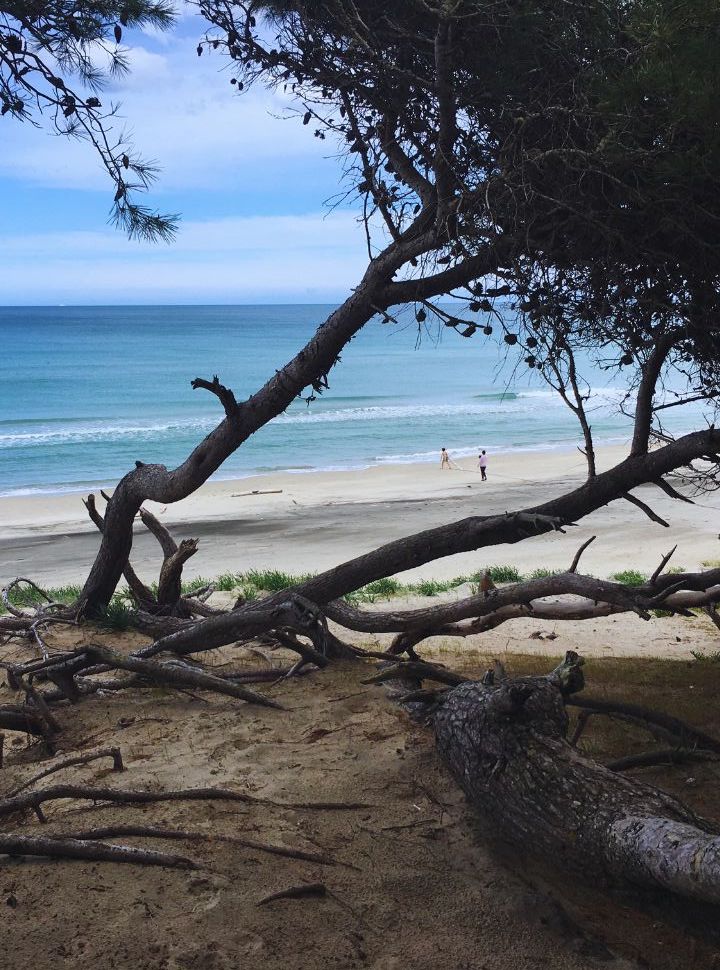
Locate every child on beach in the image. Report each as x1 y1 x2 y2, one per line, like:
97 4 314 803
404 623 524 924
440 447 451 470
478 449 488 480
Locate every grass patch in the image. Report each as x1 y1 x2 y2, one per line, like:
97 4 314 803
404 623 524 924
0 582 82 613
181 576 212 594
215 572 243 591
528 567 562 580
412 578 452 597
364 578 402 597
473 565 524 583
610 569 648 587
243 568 315 591
96 597 134 631
701 559 720 569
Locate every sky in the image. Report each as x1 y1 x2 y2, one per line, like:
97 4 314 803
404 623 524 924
0 7 369 305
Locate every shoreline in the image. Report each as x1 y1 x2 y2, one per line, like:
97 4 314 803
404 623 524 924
0 432 633 501
2 442 720 589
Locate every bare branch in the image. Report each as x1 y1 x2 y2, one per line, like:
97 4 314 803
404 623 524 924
190 375 239 416
649 545 678 586
569 535 596 573
622 492 670 527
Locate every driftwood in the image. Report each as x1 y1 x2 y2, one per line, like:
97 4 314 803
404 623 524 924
432 653 720 906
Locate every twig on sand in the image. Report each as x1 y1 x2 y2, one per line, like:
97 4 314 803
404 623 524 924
258 882 327 905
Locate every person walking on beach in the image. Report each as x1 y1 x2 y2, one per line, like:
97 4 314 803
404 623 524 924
440 447 451 470
478 449 488 481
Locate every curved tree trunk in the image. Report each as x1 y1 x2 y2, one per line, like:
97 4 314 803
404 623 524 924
81 222 502 615
433 673 720 905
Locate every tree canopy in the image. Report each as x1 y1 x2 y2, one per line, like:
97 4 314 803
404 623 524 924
198 0 720 413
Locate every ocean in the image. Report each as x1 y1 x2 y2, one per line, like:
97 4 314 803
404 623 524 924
0 305 701 497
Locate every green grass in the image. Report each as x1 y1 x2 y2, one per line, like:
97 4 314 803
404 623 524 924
610 568 648 587
363 577 402 596
0 582 82 613
243 568 315 591
413 578 451 597
528 567 562 579
214 572 243 591
1 560 705 618
96 597 134 631
477 564 524 583
181 576 212 594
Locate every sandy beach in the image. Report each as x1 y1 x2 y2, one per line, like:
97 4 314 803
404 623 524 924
2 442 719 588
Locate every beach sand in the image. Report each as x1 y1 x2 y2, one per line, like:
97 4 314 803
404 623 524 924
3 443 719 587
3 443 719 662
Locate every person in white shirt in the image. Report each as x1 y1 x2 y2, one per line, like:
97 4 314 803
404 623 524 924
478 449 488 481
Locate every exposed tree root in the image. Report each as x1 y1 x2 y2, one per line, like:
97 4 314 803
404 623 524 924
0 783 371 822
58 824 342 867
5 746 124 797
0 833 198 869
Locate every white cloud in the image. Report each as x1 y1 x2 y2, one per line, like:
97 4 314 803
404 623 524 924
0 212 370 303
0 36 342 194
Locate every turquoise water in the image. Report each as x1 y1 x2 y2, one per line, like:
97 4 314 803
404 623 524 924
0 305 699 496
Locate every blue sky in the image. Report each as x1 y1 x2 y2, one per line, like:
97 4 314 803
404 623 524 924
0 7 369 304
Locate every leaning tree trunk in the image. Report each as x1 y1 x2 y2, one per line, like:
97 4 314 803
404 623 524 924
433 671 720 905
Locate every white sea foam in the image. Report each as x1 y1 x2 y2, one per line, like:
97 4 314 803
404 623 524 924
0 391 624 448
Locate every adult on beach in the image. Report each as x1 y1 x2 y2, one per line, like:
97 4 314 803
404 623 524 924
478 450 488 481
440 447 451 470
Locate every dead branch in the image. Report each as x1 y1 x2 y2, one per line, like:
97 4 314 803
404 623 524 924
58 825 340 866
568 535 596 573
157 538 199 606
190 375 239 416
622 492 670 527
362 660 467 688
5 747 124 797
84 646 282 709
566 697 720 755
607 749 720 772
0 833 198 869
136 594 332 660
0 783 371 821
704 604 720 632
650 545 678 585
0 704 48 738
653 477 695 504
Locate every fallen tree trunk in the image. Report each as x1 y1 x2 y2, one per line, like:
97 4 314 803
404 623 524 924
433 663 720 905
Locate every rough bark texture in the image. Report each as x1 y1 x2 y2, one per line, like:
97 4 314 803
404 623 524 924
434 676 720 905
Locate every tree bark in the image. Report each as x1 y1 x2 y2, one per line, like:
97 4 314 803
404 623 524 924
434 673 720 905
